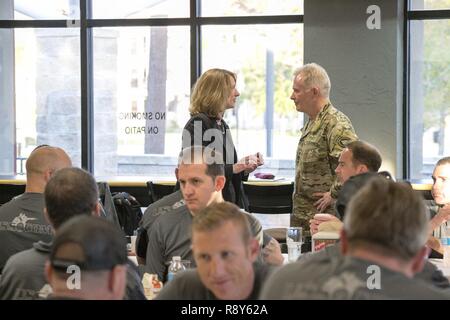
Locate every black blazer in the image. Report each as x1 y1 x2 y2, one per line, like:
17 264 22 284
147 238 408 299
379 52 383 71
181 113 249 210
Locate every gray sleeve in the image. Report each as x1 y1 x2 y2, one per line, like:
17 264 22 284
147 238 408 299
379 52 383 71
156 270 206 300
142 204 162 231
259 266 288 300
144 222 168 282
245 213 263 246
297 250 323 264
0 261 19 300
0 256 34 300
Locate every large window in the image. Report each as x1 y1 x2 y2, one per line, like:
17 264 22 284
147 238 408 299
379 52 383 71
1 1 82 176
92 26 191 177
200 0 302 16
201 24 303 164
408 1 450 179
15 28 82 168
1 0 303 178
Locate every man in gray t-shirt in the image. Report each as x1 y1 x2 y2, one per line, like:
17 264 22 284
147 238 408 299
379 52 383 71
137 190 185 263
0 145 71 272
139 190 274 260
157 262 272 300
144 147 271 282
261 250 450 299
0 168 145 300
261 178 450 299
157 202 274 300
294 244 450 293
144 197 264 284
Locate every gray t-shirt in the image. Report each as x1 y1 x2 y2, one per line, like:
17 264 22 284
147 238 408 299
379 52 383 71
156 262 273 300
260 246 450 299
145 200 264 282
0 241 52 299
0 193 52 272
140 191 186 262
142 190 185 233
145 205 194 282
0 241 145 300
299 244 450 289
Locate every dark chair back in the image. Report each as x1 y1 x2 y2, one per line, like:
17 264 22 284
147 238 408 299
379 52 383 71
244 182 294 251
243 181 294 214
0 183 26 206
146 181 176 204
97 181 122 230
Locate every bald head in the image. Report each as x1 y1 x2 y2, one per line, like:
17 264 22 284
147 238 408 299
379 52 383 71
25 146 72 193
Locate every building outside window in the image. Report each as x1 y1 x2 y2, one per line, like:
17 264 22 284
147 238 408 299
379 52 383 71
409 0 450 179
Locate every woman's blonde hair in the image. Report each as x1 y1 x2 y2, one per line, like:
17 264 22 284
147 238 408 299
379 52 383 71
189 68 236 118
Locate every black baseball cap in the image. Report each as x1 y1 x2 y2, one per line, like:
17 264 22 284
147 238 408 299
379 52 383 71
49 215 128 272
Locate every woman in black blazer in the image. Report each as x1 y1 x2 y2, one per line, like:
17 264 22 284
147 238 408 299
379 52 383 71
182 68 263 210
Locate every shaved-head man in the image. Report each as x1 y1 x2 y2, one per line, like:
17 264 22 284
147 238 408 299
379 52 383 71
0 145 72 272
24 145 72 193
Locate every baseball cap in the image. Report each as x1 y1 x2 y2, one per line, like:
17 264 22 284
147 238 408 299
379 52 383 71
49 215 128 272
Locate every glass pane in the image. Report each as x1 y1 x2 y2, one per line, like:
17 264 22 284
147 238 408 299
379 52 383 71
202 24 303 178
0 29 15 175
11 0 80 20
410 0 450 10
201 0 303 16
92 0 189 19
11 28 81 175
409 20 450 179
92 27 190 178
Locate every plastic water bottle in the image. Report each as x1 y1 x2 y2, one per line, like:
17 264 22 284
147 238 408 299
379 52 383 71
286 227 303 262
443 225 450 267
167 256 185 282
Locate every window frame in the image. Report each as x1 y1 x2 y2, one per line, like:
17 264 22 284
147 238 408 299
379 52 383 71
0 0 303 175
406 1 450 180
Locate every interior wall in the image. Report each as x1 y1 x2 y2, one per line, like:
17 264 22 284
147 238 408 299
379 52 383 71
304 0 404 178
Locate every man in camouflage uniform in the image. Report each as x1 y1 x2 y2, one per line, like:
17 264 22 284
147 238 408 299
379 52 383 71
290 63 357 234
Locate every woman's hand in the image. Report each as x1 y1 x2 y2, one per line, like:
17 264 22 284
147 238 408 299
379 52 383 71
233 153 265 174
233 155 258 174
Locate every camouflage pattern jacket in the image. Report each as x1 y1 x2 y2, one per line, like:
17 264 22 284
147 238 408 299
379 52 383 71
292 103 357 229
